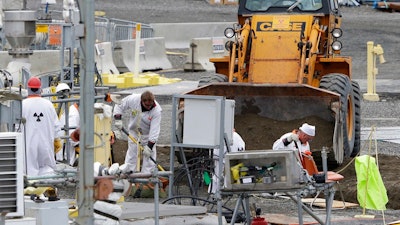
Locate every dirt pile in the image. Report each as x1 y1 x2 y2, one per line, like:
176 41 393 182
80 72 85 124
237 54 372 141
111 140 400 210
235 115 333 151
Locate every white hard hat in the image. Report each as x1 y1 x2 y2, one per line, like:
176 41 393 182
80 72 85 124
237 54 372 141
56 83 71 93
299 123 315 137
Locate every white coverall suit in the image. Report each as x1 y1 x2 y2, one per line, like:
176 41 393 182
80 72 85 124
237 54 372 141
209 131 245 194
113 94 162 173
56 103 80 165
272 132 311 162
22 96 61 176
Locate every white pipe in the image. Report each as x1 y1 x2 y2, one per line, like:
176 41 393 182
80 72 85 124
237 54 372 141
134 23 141 77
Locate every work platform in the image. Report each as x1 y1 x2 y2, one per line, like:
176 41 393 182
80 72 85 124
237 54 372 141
120 202 206 219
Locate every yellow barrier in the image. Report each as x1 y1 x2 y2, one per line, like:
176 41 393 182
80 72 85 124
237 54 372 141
102 72 181 89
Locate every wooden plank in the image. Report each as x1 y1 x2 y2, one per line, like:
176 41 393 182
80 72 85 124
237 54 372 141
301 198 359 208
265 213 318 225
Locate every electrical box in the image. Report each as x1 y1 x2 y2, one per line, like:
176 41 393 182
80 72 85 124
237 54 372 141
224 150 306 191
183 98 235 146
24 199 69 225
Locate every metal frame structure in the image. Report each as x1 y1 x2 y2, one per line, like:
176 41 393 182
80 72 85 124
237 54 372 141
75 0 95 224
223 150 338 225
169 93 339 225
170 94 228 225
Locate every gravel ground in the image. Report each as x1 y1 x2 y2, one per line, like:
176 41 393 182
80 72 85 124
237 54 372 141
31 0 400 223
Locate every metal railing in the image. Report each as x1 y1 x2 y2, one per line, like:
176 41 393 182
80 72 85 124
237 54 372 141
94 17 154 45
8 12 154 51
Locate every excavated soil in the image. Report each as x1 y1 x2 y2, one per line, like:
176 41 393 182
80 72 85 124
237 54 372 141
111 122 400 211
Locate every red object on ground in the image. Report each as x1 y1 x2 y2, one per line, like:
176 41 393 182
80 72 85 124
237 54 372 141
252 217 268 225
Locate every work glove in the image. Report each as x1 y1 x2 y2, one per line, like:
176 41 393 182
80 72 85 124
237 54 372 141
108 163 121 175
142 145 153 158
74 146 80 154
119 163 134 174
54 138 63 153
286 133 299 143
114 120 123 130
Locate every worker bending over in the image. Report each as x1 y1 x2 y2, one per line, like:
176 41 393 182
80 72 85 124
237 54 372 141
113 91 162 173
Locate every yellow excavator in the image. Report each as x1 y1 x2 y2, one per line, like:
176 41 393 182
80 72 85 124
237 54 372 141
184 0 361 168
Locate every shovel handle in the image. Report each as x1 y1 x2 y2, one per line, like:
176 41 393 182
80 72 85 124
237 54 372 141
120 127 165 171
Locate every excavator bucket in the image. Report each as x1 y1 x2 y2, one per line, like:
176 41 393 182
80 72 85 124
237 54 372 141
183 83 344 166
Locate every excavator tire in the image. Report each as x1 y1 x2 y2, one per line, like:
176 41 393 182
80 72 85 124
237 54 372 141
319 73 356 158
198 74 228 87
350 81 361 157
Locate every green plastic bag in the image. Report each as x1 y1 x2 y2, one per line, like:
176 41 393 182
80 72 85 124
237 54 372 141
355 155 388 210
203 171 211 185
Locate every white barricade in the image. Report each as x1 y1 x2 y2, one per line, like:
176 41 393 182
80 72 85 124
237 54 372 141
95 42 120 75
183 37 229 72
113 37 172 73
151 22 233 49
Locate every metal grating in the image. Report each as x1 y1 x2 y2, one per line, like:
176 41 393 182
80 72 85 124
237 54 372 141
0 133 24 217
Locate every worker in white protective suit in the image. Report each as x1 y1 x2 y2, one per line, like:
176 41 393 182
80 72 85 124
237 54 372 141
22 77 62 176
92 162 131 225
272 122 315 162
113 91 162 173
55 83 80 166
209 130 245 194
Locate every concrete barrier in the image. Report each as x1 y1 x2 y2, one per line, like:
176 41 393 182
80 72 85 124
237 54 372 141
29 50 69 76
113 37 172 73
0 50 68 77
183 37 229 72
151 22 233 49
95 42 120 75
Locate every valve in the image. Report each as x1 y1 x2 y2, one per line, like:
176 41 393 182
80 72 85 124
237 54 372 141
364 41 385 101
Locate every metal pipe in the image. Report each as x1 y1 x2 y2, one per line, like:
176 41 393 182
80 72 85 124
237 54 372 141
94 171 172 180
363 41 385 102
76 0 96 224
27 173 77 180
153 170 160 225
168 96 178 198
134 23 141 77
287 193 325 224
322 146 328 180
217 98 225 225
230 193 244 225
190 43 197 72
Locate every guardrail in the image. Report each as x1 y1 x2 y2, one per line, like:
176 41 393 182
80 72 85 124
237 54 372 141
0 13 154 51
